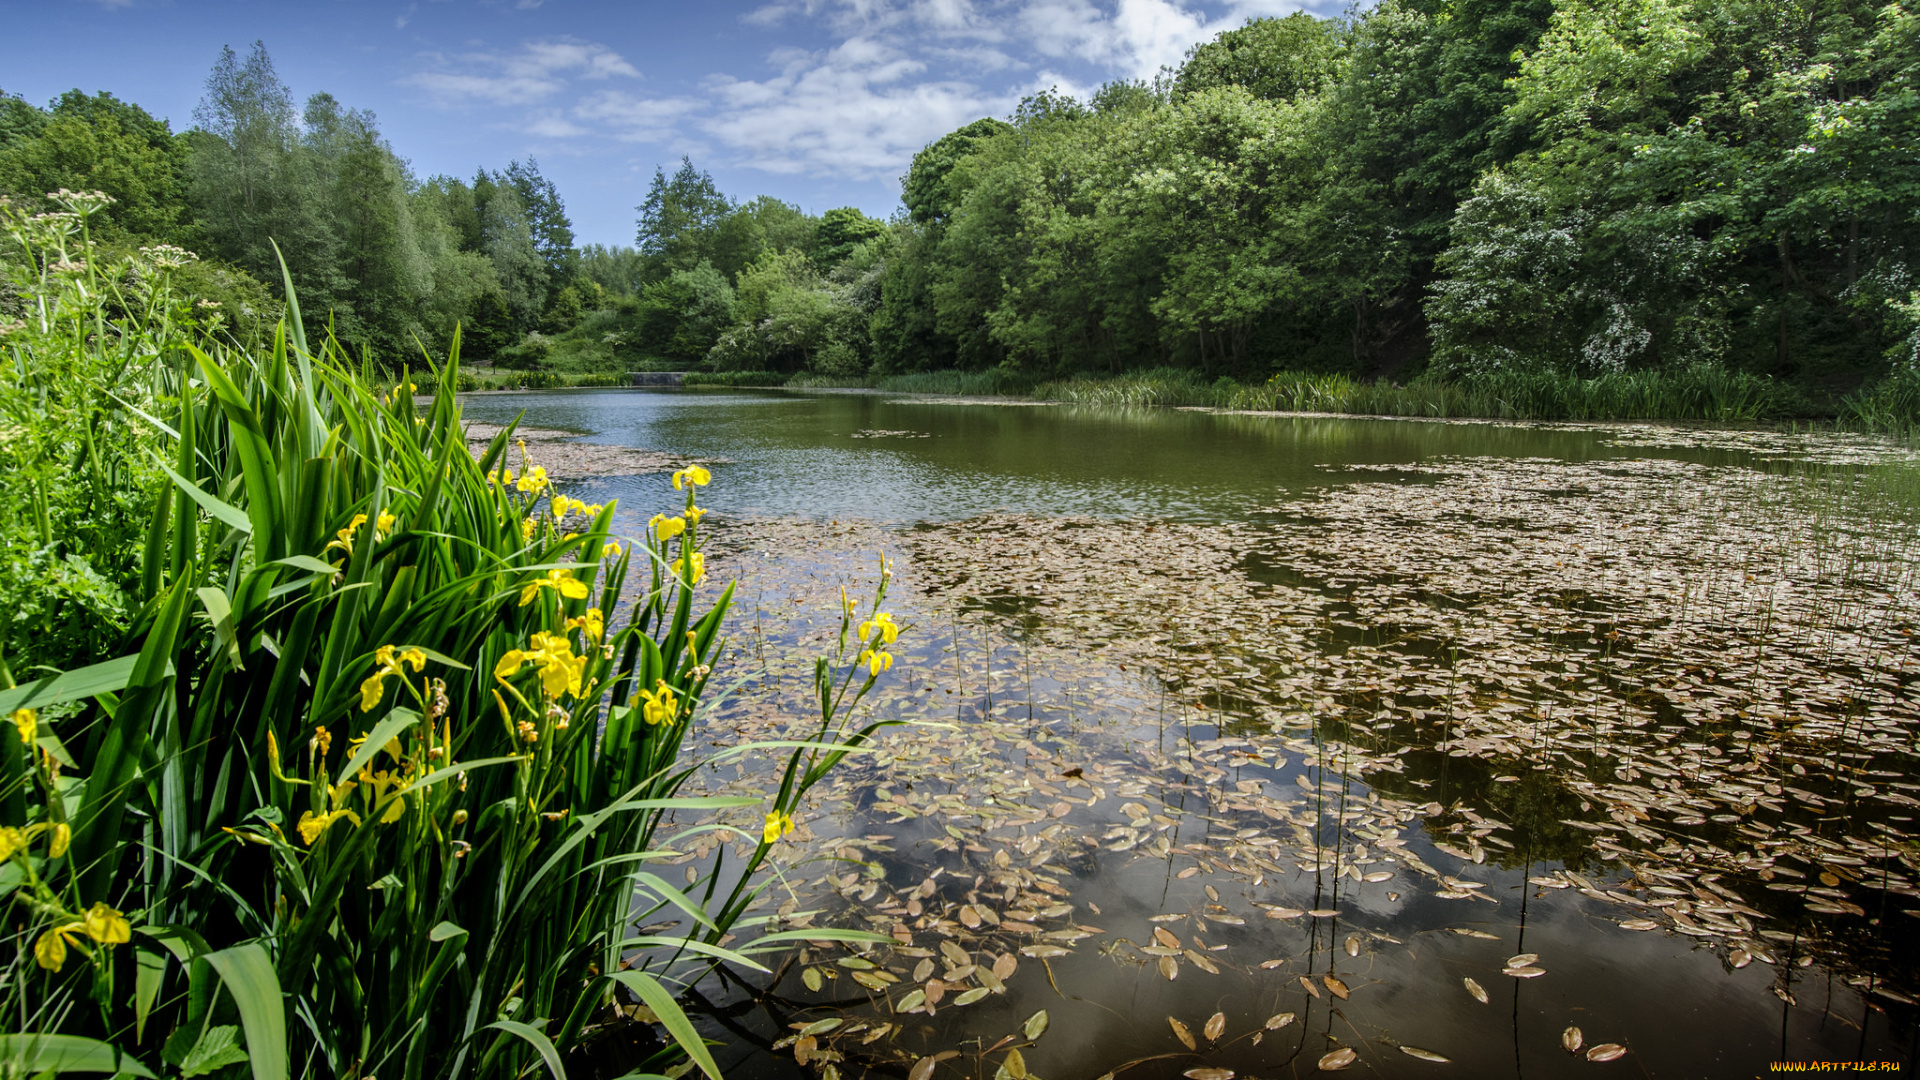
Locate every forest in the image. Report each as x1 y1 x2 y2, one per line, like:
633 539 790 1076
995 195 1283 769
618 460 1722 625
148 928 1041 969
3 0 1917 407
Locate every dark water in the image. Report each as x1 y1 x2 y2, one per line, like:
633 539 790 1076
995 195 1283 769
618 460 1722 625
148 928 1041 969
466 389 1917 1080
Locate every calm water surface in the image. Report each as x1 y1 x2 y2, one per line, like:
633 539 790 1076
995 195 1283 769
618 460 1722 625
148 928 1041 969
465 389 1917 1080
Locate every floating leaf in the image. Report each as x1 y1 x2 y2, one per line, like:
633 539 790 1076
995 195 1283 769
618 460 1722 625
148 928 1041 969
1299 975 1321 999
1345 935 1361 957
1561 1026 1583 1053
1169 1017 1196 1050
1184 1070 1234 1080
801 1019 843 1036
955 987 990 1006
1464 977 1488 1004
1203 1011 1226 1041
909 1057 938 1080
1264 1012 1296 1030
1024 1010 1049 1041
802 967 824 992
1400 1046 1451 1063
1506 953 1538 968
1503 967 1545 979
1586 1044 1626 1063
1323 974 1350 1000
1317 1047 1357 1071
993 953 1018 981
1021 944 1068 958
1159 956 1179 980
1001 1047 1028 1080
897 989 927 1012
1154 927 1181 949
1617 919 1659 932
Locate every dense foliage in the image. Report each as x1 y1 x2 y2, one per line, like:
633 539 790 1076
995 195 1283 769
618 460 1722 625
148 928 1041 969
5 4 1918 405
0 207 902 1078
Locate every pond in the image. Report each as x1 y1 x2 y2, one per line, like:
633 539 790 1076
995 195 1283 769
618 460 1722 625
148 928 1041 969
463 388 1920 1079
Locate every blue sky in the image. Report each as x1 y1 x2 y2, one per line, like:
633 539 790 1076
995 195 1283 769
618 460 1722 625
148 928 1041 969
3 0 1336 246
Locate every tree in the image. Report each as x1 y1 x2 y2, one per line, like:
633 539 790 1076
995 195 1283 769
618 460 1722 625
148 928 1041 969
503 158 575 283
635 157 732 280
901 118 1012 225
812 207 886 268
1173 13 1346 103
0 90 192 242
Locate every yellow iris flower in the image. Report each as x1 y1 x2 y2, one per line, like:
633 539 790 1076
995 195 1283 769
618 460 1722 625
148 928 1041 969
650 513 686 540
671 465 711 490
494 631 587 699
672 552 705 584
686 505 707 524
34 903 133 972
859 612 900 645
48 823 69 859
519 567 591 607
359 645 427 712
11 707 34 745
567 607 606 641
0 826 24 863
515 466 550 493
859 648 894 676
297 807 362 846
375 509 397 538
324 513 369 564
762 810 795 844
635 680 679 726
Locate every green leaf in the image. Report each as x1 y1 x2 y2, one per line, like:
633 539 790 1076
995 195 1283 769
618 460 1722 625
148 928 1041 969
336 708 420 786
179 1026 251 1078
199 943 287 1080
483 1021 567 1080
155 456 252 534
272 555 339 575
604 972 722 1080
0 1035 156 1076
0 654 138 716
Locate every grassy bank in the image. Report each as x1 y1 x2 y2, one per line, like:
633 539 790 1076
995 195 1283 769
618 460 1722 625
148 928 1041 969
678 363 1920 432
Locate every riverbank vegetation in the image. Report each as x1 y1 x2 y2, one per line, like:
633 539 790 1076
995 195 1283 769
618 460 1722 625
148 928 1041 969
8 2 1919 429
0 194 902 1078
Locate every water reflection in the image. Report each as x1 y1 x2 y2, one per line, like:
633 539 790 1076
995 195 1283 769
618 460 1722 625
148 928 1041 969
481 391 1919 1078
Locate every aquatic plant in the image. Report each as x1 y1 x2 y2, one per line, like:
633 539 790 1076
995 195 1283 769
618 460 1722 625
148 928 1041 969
0 255 899 1077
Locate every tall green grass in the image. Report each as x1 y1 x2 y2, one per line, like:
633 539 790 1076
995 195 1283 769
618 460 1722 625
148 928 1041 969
2 202 900 1079
1034 364 1815 423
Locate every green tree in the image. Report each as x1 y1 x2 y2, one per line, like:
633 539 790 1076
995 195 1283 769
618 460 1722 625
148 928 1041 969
636 157 733 280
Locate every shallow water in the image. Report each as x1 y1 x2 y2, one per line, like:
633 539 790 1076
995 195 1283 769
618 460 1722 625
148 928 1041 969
468 389 1920 1079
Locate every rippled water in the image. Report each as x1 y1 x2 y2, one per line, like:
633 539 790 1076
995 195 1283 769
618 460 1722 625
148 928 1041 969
465 389 1920 1080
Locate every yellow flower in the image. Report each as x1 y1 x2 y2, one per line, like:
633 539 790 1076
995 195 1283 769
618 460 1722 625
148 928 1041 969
359 644 427 712
515 466 550 493
649 513 686 541
521 516 539 541
602 541 624 560
48 822 69 859
11 708 35 745
859 612 900 645
519 567 590 607
0 826 24 862
671 552 706 584
859 648 894 676
686 505 707 524
516 719 539 743
841 587 858 619
671 465 711 490
82 903 130 945
375 509 397 538
495 632 586 699
567 607 605 641
762 810 795 844
488 467 515 486
636 680 679 726
324 513 369 563
297 807 360 845
34 925 78 971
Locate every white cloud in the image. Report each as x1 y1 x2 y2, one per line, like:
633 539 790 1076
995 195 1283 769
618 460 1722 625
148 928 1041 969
699 37 1008 176
405 3 1319 181
404 38 638 107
